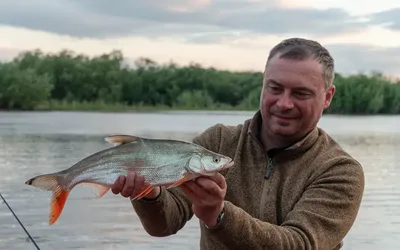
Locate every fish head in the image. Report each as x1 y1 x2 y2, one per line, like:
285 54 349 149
188 151 234 176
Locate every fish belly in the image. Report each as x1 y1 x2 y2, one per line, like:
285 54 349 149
69 165 129 188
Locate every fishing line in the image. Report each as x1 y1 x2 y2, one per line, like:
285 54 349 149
0 192 41 250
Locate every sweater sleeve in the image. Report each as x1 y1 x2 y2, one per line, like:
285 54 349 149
131 186 193 237
206 160 365 249
130 124 224 237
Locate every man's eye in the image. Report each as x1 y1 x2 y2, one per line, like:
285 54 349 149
295 92 310 98
268 86 280 92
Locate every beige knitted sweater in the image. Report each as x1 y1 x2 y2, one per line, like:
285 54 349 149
131 111 365 250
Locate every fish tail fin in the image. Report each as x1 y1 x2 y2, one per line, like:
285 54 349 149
49 187 70 225
25 174 70 225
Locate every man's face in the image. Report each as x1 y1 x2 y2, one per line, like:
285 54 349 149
260 55 335 139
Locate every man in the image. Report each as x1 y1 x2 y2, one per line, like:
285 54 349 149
111 37 365 249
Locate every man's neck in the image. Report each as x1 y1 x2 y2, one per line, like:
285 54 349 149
260 128 309 152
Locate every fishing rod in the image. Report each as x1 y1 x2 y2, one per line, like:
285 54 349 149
0 192 41 250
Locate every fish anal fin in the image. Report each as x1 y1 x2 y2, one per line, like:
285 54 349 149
49 188 70 225
131 185 154 201
80 182 111 198
166 173 195 189
105 135 138 146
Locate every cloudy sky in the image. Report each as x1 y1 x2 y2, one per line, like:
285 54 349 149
0 0 400 77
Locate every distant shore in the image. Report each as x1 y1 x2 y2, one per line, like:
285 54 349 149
1 100 399 116
1 49 399 115
31 100 254 112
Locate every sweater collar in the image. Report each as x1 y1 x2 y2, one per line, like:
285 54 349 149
247 110 319 156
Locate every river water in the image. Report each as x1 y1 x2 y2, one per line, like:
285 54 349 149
0 111 399 250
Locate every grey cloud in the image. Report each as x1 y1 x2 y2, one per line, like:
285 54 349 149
0 0 160 38
0 0 398 77
327 44 400 76
367 8 400 31
0 0 368 38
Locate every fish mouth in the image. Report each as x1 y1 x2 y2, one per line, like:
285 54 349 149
223 159 234 170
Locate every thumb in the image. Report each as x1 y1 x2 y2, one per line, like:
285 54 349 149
209 173 226 189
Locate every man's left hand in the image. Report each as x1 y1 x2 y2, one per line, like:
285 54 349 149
179 173 226 227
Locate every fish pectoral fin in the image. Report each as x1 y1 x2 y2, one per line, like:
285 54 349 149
130 185 154 201
81 183 111 198
50 187 70 225
104 135 138 146
166 173 194 189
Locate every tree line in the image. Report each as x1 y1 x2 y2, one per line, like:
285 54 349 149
0 49 399 114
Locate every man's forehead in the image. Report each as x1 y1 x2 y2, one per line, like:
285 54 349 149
263 58 325 89
265 57 324 78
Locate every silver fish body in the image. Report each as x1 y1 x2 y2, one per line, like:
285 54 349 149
25 134 234 225
61 135 231 188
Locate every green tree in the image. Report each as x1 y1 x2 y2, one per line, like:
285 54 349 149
0 48 399 114
0 62 52 109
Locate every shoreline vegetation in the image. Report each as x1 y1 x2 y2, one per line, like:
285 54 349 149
0 49 399 114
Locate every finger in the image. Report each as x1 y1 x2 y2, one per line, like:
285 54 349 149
121 171 136 198
131 174 145 199
195 177 223 196
111 175 125 194
204 173 226 190
185 179 212 199
180 182 201 202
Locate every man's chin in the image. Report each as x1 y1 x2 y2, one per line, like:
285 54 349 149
270 125 297 136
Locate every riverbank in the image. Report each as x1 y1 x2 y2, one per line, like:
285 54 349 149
6 100 254 112
1 100 398 115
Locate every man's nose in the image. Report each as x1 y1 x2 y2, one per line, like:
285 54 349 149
276 92 294 110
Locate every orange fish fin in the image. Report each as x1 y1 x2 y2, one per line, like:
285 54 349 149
131 185 154 201
80 182 111 198
25 173 71 225
104 135 138 146
49 187 70 225
166 173 195 189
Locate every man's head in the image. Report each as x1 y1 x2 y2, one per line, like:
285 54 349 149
260 37 336 142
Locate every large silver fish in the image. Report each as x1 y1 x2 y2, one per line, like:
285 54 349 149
25 134 234 225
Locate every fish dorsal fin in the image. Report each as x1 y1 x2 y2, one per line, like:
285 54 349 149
104 135 138 146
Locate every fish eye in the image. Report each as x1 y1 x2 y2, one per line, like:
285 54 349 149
213 157 220 163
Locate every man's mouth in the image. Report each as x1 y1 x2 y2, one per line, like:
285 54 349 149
273 114 296 120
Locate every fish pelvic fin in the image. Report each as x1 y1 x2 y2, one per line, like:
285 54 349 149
104 134 138 146
166 173 196 189
25 174 70 225
130 185 154 201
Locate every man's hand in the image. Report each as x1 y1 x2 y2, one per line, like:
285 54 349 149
179 173 227 227
111 171 160 200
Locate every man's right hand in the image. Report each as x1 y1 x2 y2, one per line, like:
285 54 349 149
111 171 160 200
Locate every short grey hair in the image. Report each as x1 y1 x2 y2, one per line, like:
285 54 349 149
266 37 335 89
